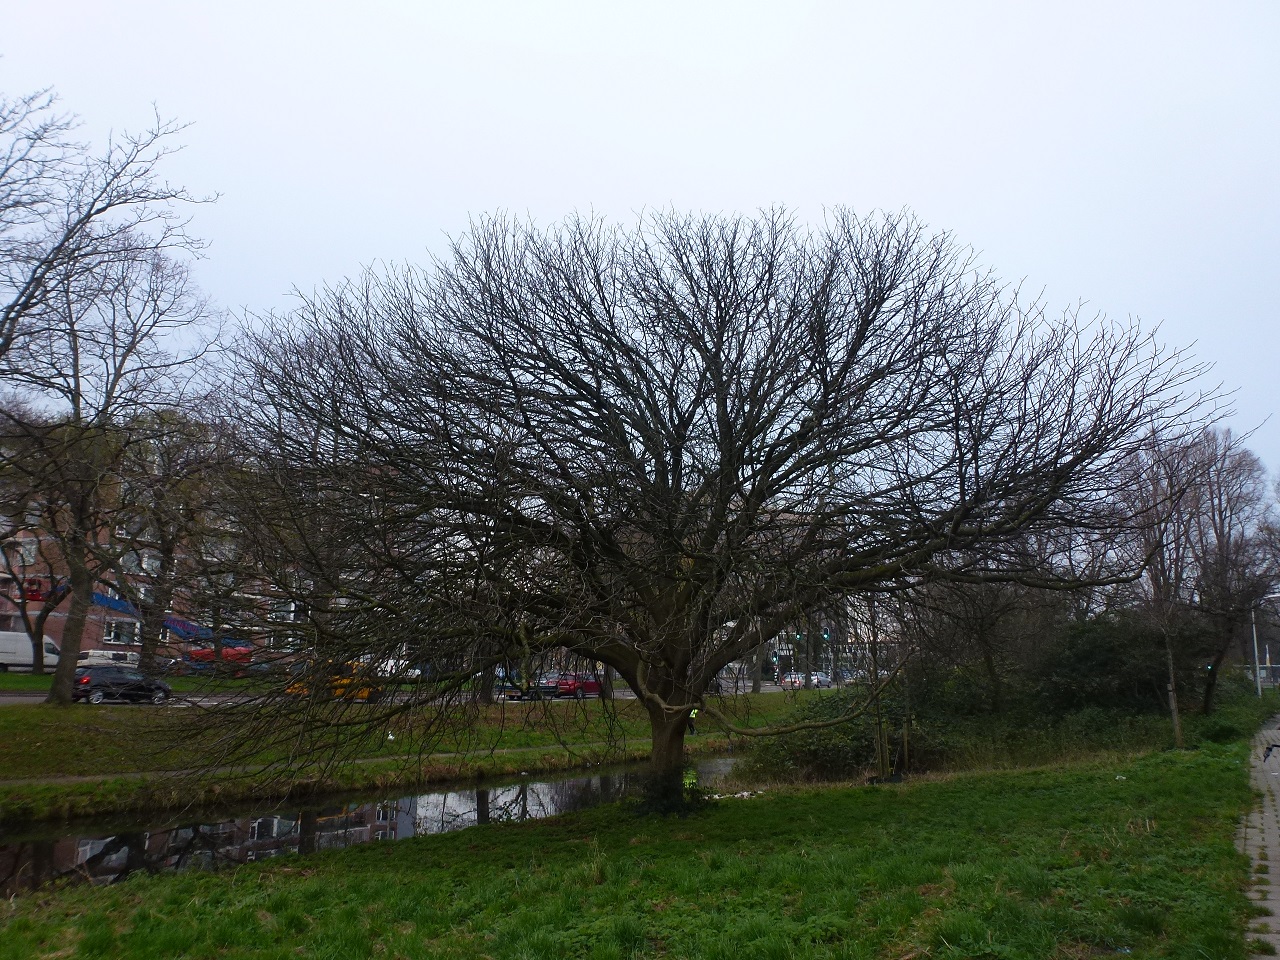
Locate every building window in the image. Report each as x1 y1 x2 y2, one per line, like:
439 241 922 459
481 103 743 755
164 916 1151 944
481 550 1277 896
269 599 303 623
102 620 139 645
3 539 38 567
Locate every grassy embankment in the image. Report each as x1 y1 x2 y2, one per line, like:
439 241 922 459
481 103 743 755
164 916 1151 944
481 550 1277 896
1 735 1268 958
0 691 805 824
0 673 59 693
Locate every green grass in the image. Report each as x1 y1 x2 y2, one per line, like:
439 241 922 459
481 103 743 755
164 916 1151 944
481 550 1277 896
0 745 1258 959
0 672 55 692
0 692 806 824
0 693 804 778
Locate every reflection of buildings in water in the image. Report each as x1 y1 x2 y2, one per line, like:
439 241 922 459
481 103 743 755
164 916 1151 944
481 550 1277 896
0 802 391 895
408 773 633 835
2 823 241 896
1 762 731 898
0 838 60 895
409 785 504 834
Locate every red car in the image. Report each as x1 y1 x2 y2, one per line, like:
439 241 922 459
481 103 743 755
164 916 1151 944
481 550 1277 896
186 643 254 675
556 672 602 698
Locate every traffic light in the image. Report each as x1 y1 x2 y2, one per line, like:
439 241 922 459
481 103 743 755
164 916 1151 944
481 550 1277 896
822 627 830 642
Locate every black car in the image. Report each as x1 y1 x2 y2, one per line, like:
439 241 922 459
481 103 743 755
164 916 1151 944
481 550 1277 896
73 665 172 705
497 672 562 701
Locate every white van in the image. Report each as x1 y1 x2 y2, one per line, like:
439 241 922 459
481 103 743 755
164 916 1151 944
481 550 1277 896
0 630 61 672
77 649 141 668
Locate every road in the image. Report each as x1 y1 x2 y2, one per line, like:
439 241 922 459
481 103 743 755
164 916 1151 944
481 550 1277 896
2 683 792 707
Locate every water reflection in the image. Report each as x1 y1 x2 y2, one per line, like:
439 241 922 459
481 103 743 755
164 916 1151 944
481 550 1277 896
0 758 735 898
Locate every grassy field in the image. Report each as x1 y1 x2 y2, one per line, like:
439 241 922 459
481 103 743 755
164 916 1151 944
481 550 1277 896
0 673 56 692
0 692 818 777
0 744 1260 959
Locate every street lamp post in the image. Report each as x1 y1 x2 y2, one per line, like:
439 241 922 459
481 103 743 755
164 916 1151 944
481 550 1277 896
1251 593 1280 697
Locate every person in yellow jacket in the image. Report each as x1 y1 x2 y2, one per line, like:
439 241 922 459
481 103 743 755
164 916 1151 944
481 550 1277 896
687 707 698 734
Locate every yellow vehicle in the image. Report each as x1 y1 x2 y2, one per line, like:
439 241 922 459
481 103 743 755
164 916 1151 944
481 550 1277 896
285 660 382 702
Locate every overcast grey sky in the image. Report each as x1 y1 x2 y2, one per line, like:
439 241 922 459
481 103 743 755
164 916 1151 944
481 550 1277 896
4 1 1277 470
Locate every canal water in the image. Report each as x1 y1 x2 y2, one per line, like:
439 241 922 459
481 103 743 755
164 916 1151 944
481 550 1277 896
0 757 738 898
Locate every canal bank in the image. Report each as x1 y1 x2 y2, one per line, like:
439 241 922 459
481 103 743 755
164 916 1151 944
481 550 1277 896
0 733 737 829
1 756 742 898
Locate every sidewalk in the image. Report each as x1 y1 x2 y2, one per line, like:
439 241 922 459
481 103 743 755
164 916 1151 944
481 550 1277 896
1240 715 1280 954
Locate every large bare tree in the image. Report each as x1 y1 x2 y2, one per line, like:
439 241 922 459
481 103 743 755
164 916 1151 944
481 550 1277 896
232 209 1206 786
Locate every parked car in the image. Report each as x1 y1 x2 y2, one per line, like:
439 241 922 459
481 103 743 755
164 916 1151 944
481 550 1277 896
78 649 140 667
555 672 602 699
779 671 834 689
0 630 59 673
832 668 865 685
73 665 172 705
285 661 382 702
79 649 180 674
501 673 562 701
370 658 422 681
185 642 255 676
489 668 527 699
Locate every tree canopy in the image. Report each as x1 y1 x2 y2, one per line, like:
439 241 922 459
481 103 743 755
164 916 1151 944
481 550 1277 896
229 208 1208 781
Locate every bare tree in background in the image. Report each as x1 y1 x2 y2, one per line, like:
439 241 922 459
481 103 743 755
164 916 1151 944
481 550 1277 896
228 209 1207 792
1187 431 1277 709
1123 428 1278 719
897 575 1073 716
0 87 214 698
1186 433 1274 697
0 233 215 703
104 411 235 674
0 87 206 366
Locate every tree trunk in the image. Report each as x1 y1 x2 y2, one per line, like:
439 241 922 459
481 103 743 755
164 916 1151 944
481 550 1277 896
46 558 93 705
28 629 43 674
642 700 692 810
647 702 689 775
979 640 1003 715
1165 633 1184 748
298 809 318 855
477 665 496 705
137 546 178 675
17 582 70 675
1201 646 1229 715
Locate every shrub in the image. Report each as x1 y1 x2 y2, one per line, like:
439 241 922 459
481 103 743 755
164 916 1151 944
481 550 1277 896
746 680 1280 782
745 689 920 781
1029 612 1217 714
